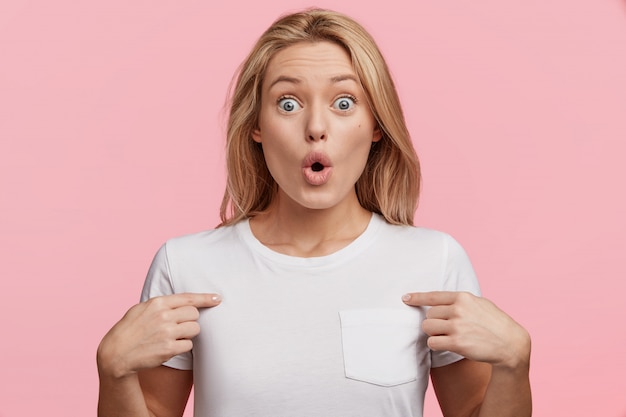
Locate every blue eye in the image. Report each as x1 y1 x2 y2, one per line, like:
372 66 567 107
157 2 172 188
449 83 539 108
333 96 355 111
278 98 301 112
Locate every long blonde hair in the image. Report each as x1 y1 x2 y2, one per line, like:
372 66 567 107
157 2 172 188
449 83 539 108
219 9 420 226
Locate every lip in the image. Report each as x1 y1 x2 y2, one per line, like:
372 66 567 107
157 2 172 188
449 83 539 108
302 151 333 186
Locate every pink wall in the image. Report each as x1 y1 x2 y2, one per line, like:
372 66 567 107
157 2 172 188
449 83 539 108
1 1 625 416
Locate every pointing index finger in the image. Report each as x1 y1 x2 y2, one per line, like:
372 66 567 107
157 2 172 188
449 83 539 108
402 291 458 307
162 292 222 309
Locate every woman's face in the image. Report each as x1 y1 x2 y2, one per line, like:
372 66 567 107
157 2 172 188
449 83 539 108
252 41 381 212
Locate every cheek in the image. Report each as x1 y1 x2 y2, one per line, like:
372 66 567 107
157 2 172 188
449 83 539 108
342 120 376 149
259 134 297 177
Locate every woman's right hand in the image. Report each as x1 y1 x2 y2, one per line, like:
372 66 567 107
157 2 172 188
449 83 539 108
97 293 221 379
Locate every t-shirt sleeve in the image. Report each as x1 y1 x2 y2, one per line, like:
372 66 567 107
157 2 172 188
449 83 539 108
430 234 482 368
140 243 193 370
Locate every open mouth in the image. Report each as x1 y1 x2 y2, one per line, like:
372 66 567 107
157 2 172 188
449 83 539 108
302 152 333 185
311 162 324 172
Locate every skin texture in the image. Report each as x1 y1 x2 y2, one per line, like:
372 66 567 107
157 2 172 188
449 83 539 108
250 41 382 257
251 41 381 212
97 41 531 417
97 293 221 417
404 291 532 417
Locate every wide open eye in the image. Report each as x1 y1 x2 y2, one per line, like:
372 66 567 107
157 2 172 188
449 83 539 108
278 97 302 112
332 96 356 111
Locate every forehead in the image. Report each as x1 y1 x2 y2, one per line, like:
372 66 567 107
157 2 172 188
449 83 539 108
263 41 356 88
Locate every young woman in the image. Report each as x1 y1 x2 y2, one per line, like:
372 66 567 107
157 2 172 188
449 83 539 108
97 9 531 417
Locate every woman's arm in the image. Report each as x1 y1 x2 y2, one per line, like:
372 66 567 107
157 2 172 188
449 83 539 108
403 291 532 417
98 366 192 417
430 359 490 417
97 293 221 417
431 358 531 417
145 367 194 417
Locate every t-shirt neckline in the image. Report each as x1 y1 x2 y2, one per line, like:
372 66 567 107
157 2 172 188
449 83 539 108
236 213 384 268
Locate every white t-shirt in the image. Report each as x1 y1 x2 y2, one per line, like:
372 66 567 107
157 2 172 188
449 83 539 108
141 213 481 417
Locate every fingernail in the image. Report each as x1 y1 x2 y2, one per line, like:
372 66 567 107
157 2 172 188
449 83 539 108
402 294 411 302
211 294 222 302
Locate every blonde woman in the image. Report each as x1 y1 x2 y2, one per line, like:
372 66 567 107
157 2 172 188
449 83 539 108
98 9 531 417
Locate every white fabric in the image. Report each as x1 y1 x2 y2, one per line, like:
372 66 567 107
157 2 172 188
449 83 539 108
141 213 481 417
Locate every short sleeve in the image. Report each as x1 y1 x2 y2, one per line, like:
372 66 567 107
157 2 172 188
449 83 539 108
140 243 193 370
430 234 482 368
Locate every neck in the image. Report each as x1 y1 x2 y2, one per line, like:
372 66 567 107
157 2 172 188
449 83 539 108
249 192 372 257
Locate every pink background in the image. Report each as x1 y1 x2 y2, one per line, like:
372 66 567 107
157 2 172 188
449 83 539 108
1 1 625 416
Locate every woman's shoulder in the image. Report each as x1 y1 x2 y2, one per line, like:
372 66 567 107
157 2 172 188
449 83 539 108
377 217 473 263
378 216 459 247
162 220 247 254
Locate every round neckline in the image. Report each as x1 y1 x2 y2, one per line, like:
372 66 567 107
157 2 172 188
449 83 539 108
236 213 384 268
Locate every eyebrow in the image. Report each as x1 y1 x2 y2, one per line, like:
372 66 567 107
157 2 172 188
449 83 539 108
268 74 359 89
329 74 359 84
268 76 301 89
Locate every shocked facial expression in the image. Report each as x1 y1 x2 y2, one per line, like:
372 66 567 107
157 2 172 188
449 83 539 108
252 41 382 211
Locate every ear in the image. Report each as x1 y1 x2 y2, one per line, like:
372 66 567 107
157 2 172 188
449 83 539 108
252 128 262 143
372 125 382 143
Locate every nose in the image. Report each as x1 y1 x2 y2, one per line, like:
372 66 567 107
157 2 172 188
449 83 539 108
305 105 327 141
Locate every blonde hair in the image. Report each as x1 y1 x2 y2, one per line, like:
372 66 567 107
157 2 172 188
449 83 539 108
219 9 420 226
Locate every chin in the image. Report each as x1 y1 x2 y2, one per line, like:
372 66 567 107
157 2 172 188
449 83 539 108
293 198 339 211
276 179 359 212
289 190 355 212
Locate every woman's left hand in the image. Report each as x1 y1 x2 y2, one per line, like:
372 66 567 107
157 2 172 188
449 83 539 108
402 291 531 370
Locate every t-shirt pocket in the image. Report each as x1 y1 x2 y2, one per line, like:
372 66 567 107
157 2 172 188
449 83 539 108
339 308 421 387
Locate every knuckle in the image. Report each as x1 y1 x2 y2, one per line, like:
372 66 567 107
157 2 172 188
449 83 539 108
157 310 171 322
180 339 193 352
161 339 177 355
427 336 438 350
426 293 438 305
448 320 461 334
457 291 473 303
188 322 201 337
156 325 174 340
123 303 143 318
188 306 200 320
180 293 196 305
445 336 458 351
148 296 166 308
